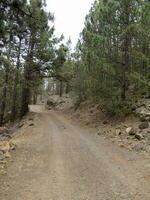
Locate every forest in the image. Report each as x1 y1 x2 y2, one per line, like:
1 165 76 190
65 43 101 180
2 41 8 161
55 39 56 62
0 0 150 126
0 1 150 199
74 0 150 115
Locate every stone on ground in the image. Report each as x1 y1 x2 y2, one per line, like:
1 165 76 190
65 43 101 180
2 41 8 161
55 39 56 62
0 141 10 153
139 122 149 130
126 127 135 135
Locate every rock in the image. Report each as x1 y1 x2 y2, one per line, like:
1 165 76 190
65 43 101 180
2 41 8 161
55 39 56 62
97 132 101 136
18 123 24 128
4 151 11 158
124 124 128 128
145 116 150 121
126 127 135 135
103 121 108 125
0 127 8 135
135 103 150 121
139 121 149 129
85 122 90 126
29 123 34 126
10 142 16 151
119 143 125 148
132 105 136 111
0 141 10 153
0 151 5 161
29 118 33 121
46 99 56 107
145 145 150 153
116 129 122 136
140 115 147 122
140 114 150 122
90 110 94 114
133 143 145 151
135 133 144 140
141 111 150 117
2 134 12 139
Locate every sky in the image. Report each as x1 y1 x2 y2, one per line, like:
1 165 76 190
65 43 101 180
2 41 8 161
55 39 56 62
46 0 94 48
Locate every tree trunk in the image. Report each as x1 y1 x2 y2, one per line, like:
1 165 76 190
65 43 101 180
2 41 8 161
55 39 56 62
121 4 130 101
59 80 63 97
33 92 37 105
0 35 11 125
20 84 30 117
11 37 22 121
56 81 60 95
66 82 70 94
0 67 9 125
20 35 34 117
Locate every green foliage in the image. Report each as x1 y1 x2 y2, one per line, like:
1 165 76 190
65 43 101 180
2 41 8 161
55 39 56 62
73 0 150 116
0 0 55 123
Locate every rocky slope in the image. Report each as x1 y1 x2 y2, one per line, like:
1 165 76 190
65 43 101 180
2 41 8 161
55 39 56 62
70 99 150 155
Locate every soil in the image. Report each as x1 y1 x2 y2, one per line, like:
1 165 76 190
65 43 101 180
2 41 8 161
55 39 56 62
0 105 150 200
70 102 150 154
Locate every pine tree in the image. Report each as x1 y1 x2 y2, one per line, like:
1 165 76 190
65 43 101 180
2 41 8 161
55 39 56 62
0 0 55 123
20 0 54 116
73 0 150 115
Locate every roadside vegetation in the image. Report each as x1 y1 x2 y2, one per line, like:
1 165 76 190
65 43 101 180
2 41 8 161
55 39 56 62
72 0 150 115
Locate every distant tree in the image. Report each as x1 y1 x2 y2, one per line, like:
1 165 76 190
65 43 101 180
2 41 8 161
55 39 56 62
52 44 68 97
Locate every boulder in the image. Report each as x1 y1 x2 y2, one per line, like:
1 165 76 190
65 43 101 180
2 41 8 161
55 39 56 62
140 110 150 117
140 115 150 122
139 121 149 130
135 133 144 140
46 99 56 107
140 115 147 122
133 143 145 151
126 127 135 135
0 141 10 153
135 102 150 122
145 116 150 121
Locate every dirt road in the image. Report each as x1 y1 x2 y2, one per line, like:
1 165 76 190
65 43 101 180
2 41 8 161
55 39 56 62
0 105 150 200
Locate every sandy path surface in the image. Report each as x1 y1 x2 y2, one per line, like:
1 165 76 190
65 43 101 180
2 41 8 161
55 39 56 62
0 105 150 200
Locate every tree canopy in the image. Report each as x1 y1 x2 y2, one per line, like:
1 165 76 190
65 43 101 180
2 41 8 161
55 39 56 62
72 0 150 115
